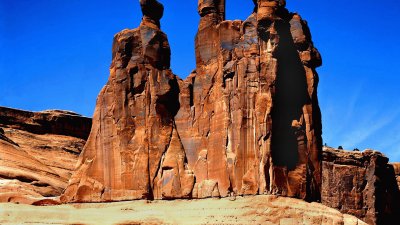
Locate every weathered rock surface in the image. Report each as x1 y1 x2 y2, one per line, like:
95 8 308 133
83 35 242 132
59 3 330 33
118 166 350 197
0 106 91 140
178 0 322 200
62 0 323 202
322 147 400 225
61 0 193 202
0 106 91 204
0 195 368 225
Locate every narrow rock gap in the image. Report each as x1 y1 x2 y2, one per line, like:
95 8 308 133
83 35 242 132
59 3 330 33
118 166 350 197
271 20 308 170
188 83 194 107
161 1 198 79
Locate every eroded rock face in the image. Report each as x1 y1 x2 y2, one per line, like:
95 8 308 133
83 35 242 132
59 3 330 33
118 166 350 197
0 107 91 204
0 107 91 140
176 0 322 200
322 147 400 225
62 0 322 202
61 0 194 202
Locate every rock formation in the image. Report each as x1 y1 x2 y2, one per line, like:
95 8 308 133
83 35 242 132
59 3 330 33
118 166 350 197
61 0 323 202
179 0 322 200
0 106 91 140
3 104 400 224
0 106 91 204
61 0 194 202
322 147 400 225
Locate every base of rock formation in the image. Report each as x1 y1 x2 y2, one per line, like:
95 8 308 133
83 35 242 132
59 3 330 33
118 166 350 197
0 195 367 225
2 106 399 224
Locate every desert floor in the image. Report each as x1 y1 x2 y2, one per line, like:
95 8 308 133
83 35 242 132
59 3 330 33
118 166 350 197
0 195 366 225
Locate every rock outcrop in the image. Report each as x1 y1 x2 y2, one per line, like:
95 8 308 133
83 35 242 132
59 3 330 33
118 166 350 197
0 106 91 140
0 106 91 204
62 0 323 202
322 147 400 225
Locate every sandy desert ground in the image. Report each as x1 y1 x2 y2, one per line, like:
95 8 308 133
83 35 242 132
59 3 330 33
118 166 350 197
0 195 366 225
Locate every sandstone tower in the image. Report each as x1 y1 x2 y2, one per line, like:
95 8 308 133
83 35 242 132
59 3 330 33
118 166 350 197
62 0 323 202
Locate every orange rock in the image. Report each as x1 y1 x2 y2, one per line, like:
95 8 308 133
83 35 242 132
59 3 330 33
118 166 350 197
61 0 193 202
0 107 90 204
61 1 323 202
322 147 400 225
183 1 323 200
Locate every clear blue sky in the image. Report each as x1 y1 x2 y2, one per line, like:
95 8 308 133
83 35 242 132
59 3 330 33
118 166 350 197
1 0 399 161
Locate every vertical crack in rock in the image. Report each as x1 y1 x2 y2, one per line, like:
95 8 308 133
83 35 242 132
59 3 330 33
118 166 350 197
271 19 307 170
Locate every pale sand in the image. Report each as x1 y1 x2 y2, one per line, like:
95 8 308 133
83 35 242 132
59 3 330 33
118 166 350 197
0 195 367 225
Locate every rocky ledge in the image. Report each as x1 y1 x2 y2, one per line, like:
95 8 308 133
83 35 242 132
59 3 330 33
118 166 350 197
0 106 91 140
322 147 400 225
0 106 92 204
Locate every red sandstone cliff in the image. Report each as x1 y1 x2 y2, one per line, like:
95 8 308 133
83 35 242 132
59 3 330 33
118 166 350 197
0 106 91 204
178 0 322 200
61 0 323 203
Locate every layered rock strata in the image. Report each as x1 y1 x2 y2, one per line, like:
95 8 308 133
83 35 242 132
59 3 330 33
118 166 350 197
0 107 91 204
322 147 400 225
62 0 323 202
0 106 91 140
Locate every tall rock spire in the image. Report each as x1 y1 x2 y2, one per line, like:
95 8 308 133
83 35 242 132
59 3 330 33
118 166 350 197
61 0 194 202
190 0 322 201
